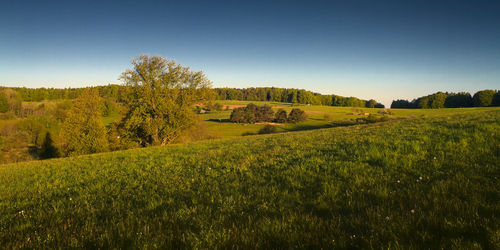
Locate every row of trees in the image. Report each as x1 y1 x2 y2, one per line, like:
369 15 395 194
8 84 499 111
229 104 307 124
215 87 384 108
3 85 131 102
391 90 500 109
4 85 384 109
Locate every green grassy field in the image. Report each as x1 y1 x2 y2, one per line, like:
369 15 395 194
201 100 498 139
1 108 499 248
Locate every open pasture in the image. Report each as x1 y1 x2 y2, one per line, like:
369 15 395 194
1 109 499 248
202 100 497 139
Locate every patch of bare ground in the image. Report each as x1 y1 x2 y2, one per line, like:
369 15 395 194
254 122 284 126
222 105 247 109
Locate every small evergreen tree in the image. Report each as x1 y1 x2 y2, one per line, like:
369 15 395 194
39 132 59 159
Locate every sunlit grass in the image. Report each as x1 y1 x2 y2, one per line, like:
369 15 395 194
1 109 498 248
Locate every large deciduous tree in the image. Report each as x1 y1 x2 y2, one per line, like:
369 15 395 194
119 55 213 146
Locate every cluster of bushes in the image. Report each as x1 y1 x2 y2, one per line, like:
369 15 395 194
230 104 274 123
391 90 500 109
230 104 307 124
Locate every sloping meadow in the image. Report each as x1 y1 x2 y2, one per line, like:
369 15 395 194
1 110 499 249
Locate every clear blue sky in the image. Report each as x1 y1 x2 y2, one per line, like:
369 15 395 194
1 0 499 106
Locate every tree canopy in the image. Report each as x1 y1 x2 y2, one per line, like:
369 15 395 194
473 90 496 107
288 108 307 123
391 90 499 109
119 55 213 146
60 88 109 156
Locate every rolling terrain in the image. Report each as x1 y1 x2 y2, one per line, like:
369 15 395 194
1 108 499 248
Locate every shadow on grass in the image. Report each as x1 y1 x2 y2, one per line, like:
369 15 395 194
206 118 232 123
281 121 359 132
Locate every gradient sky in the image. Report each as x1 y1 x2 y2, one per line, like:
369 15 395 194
1 0 499 106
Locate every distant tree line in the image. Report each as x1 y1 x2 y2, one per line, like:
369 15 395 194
230 104 307 124
1 85 132 102
1 86 384 108
215 87 384 108
391 90 500 109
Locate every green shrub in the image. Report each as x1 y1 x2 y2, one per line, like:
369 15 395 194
288 108 307 123
274 109 287 123
258 125 277 134
366 114 390 123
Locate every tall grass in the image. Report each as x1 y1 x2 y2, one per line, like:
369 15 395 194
1 110 499 248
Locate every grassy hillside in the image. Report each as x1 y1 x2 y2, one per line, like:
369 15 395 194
1 109 499 248
201 100 498 138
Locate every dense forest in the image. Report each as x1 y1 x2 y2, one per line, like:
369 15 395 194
214 87 385 108
391 90 500 109
1 85 384 108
